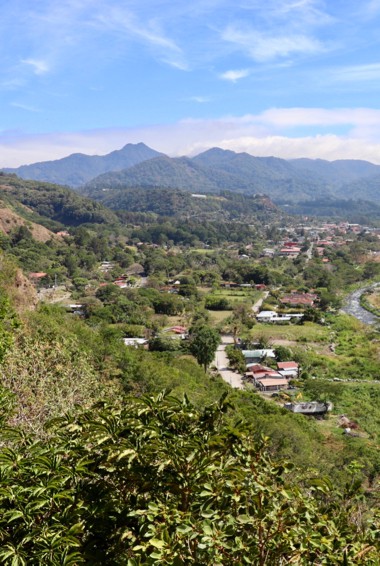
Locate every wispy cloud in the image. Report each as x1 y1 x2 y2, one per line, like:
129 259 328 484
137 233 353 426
330 62 380 82
187 96 211 103
222 26 324 61
10 102 41 113
219 69 250 81
21 58 50 75
92 6 187 69
272 0 335 26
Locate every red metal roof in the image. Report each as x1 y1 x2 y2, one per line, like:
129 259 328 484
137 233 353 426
277 361 299 370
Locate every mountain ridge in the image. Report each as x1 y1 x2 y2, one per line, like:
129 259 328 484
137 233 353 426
4 143 380 203
3 143 162 187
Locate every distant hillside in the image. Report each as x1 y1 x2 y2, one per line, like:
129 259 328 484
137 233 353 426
82 152 325 201
338 174 380 202
290 157 380 187
279 197 380 223
5 143 380 204
83 147 380 203
81 155 256 193
82 185 279 222
192 148 325 198
3 143 162 187
0 173 119 228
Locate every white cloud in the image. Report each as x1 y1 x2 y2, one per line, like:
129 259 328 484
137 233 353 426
21 58 50 75
3 107 380 168
222 27 324 61
219 69 250 81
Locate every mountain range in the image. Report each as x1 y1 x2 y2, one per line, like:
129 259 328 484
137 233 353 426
3 143 380 204
3 143 162 187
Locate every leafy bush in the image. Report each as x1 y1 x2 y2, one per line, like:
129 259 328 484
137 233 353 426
205 296 231 310
0 392 376 565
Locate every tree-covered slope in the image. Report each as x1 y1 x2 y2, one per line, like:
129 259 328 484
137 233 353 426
290 157 380 186
81 154 256 194
278 197 380 222
0 173 119 227
82 185 279 221
83 152 327 200
3 142 162 187
339 174 380 203
193 147 326 199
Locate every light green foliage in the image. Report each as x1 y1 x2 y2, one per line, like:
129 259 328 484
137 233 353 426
225 344 246 373
0 392 376 565
0 316 122 434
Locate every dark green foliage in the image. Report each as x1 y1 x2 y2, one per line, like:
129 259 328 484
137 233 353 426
82 150 328 201
274 345 293 362
189 324 220 371
149 335 183 352
0 392 377 565
205 296 231 310
279 198 380 222
0 174 118 226
225 344 246 373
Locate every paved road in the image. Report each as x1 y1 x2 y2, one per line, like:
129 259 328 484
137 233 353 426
252 291 269 314
213 335 245 389
341 283 380 325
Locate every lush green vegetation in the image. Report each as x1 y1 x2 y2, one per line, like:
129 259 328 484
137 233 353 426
0 392 378 565
0 170 380 561
0 173 118 227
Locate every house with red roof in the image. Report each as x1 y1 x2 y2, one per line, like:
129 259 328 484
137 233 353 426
277 361 299 378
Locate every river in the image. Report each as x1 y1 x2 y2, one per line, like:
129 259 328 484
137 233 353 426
341 283 380 325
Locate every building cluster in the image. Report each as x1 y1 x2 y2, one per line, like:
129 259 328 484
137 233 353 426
240 349 299 392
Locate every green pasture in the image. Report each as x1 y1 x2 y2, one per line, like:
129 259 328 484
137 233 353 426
250 321 330 344
210 288 262 304
208 310 232 324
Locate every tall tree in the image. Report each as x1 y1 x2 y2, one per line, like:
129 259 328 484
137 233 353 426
190 324 220 371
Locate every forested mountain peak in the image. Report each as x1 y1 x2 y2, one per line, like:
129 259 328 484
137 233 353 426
3 142 162 187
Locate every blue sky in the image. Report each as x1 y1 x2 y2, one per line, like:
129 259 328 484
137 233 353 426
2 0 380 165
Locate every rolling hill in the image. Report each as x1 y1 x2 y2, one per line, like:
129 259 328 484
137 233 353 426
82 185 279 222
0 173 119 228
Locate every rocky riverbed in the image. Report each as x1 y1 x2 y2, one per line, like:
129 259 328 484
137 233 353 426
342 284 380 325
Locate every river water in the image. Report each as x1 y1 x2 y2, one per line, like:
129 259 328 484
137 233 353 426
341 284 380 325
